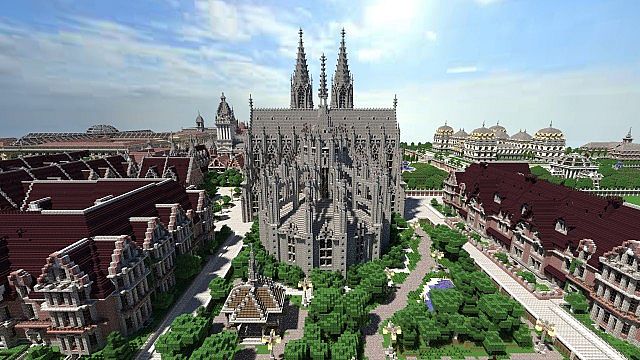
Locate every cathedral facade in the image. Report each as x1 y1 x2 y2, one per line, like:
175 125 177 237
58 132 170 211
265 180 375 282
241 29 405 274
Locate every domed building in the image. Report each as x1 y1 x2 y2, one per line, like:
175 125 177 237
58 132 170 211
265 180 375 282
433 122 454 152
451 128 468 157
431 121 565 163
86 124 119 135
532 122 566 160
464 123 498 162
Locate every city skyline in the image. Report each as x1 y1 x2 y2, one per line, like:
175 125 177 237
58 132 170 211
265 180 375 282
1 0 640 147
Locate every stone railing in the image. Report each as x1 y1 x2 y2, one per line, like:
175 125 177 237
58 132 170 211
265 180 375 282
405 189 443 197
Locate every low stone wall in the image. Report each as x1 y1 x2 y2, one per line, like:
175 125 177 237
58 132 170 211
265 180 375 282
472 241 564 300
404 189 443 197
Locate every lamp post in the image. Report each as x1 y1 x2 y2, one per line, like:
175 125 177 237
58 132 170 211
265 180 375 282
298 276 313 307
383 321 402 358
261 328 282 360
534 319 556 353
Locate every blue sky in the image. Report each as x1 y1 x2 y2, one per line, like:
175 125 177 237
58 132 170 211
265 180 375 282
1 0 639 146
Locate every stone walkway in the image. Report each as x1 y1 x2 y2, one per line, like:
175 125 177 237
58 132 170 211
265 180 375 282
233 304 309 360
464 243 626 360
136 195 252 360
362 226 436 360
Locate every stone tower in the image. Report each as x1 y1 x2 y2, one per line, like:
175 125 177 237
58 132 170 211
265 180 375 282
195 111 204 132
242 29 405 275
215 92 236 154
290 28 314 109
331 29 354 109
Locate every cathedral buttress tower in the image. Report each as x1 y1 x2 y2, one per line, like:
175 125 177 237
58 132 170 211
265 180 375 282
291 28 314 109
331 29 353 109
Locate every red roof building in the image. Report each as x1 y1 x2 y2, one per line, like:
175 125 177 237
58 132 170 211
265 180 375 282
0 178 215 355
444 163 640 345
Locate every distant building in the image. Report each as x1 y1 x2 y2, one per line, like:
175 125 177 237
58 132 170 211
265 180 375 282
434 121 566 163
581 128 640 161
443 163 640 345
243 29 405 275
550 153 602 187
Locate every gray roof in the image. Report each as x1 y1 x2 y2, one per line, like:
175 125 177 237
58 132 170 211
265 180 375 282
251 107 397 134
510 130 532 141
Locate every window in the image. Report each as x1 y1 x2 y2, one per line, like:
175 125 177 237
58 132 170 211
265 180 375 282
615 272 622 284
287 236 296 262
319 238 332 266
555 219 567 235
622 323 632 335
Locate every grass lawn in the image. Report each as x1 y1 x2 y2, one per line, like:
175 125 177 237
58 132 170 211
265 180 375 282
0 344 30 360
288 294 303 308
624 196 640 206
254 344 270 354
392 272 409 284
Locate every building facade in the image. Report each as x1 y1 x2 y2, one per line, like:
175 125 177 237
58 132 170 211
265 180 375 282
434 121 566 162
443 163 640 346
581 128 640 161
0 177 215 354
242 29 405 274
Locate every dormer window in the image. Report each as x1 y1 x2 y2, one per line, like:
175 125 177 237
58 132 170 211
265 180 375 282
494 193 502 204
555 219 567 235
521 204 529 215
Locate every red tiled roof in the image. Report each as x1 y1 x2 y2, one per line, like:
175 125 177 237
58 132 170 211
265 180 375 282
456 163 640 269
0 178 196 297
138 156 193 187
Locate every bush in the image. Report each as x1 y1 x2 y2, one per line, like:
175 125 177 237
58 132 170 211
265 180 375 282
565 291 589 313
516 270 536 285
494 252 509 265
175 254 202 281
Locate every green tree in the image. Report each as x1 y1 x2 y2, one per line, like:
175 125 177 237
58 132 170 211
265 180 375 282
565 291 589 313
208 276 230 302
308 339 329 360
189 331 238 360
482 331 506 359
221 195 232 205
330 332 360 360
175 254 202 281
430 288 464 314
156 314 209 359
284 339 308 360
101 332 134 360
309 269 345 290
25 346 61 360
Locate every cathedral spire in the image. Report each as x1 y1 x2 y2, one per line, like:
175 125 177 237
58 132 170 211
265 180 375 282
331 28 354 109
290 28 313 109
319 53 328 106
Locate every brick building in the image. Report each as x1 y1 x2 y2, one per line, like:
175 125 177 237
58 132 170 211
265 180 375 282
0 178 215 355
443 163 640 345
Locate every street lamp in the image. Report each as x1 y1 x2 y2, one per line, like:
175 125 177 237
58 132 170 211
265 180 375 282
534 319 556 353
261 329 282 360
383 321 402 358
430 249 444 262
384 267 395 282
298 276 313 307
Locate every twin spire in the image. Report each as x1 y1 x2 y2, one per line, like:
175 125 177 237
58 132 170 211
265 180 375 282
291 28 353 109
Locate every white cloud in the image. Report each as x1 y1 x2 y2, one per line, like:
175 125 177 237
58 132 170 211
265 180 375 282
357 48 384 61
425 30 437 42
446 66 478 74
475 0 502 6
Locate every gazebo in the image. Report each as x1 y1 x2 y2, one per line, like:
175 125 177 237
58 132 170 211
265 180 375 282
220 246 286 338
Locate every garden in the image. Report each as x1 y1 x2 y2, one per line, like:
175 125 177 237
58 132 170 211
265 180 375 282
282 213 422 359
383 224 535 359
401 163 448 190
